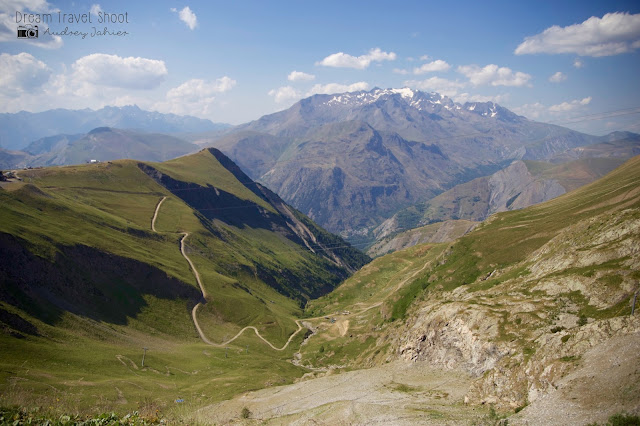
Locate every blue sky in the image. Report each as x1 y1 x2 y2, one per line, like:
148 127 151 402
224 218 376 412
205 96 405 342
1 0 639 135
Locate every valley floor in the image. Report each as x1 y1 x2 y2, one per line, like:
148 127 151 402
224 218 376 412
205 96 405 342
186 329 640 425
189 361 485 425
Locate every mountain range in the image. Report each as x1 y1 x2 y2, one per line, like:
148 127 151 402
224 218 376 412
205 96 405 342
206 88 630 242
0 127 199 168
2 90 638 250
0 105 228 151
1 89 639 424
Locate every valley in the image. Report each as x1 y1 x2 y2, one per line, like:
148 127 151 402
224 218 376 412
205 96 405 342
1 93 639 425
2 0 640 422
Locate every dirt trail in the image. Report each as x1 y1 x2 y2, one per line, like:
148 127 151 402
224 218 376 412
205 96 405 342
152 196 305 350
151 196 166 232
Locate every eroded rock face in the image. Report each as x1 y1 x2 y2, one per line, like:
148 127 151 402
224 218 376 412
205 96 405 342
393 204 640 409
398 303 508 376
488 161 566 213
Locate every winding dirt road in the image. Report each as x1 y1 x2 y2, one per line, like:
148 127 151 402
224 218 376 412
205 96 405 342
151 196 305 350
151 196 166 232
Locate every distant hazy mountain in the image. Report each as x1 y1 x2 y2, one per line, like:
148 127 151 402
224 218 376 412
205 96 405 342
0 127 199 169
29 127 199 166
548 132 640 163
22 134 84 156
210 88 601 241
0 148 32 169
0 105 229 151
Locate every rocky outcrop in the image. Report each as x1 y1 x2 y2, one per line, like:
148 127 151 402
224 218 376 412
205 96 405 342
373 160 566 247
394 201 640 408
487 161 565 213
367 219 477 257
398 302 509 376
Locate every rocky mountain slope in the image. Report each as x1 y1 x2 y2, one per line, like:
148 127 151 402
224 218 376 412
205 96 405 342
367 219 477 257
297 155 640 421
210 88 602 241
376 156 630 242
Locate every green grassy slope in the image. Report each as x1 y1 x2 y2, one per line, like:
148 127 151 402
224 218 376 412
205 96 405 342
0 148 367 418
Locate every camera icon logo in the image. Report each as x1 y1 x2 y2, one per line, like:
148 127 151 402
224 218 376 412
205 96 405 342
17 24 38 39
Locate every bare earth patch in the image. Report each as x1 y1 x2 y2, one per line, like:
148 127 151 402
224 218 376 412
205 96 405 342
511 332 640 425
191 361 488 425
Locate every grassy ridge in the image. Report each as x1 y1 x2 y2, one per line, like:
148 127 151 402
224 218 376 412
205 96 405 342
0 149 366 416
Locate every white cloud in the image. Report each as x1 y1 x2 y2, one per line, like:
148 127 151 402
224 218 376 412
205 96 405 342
90 4 102 15
307 81 369 95
457 64 532 87
549 71 567 83
419 55 430 61
167 77 235 100
287 71 315 82
0 0 62 48
549 96 591 112
0 52 236 120
511 102 547 119
0 52 51 95
155 77 236 117
512 97 592 120
515 12 640 57
393 68 410 75
413 59 451 74
403 76 466 97
316 48 396 69
172 6 197 30
268 85 301 103
573 58 584 68
70 53 167 90
453 93 510 105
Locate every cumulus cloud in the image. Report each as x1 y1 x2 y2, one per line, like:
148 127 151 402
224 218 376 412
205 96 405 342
549 71 567 83
549 96 591 112
511 102 547 120
268 85 301 103
573 58 584 68
512 97 592 121
515 12 640 57
70 53 167 90
403 76 466 97
0 52 51 95
287 71 315 81
155 77 236 117
172 6 197 30
90 4 102 15
167 77 235 100
307 81 370 95
316 48 396 69
413 59 451 74
453 92 510 105
457 64 532 87
1 0 62 48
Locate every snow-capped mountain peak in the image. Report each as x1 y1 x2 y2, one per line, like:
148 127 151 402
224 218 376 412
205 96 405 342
315 88 523 123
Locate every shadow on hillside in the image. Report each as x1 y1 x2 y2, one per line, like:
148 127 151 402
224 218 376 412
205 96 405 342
0 233 201 333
